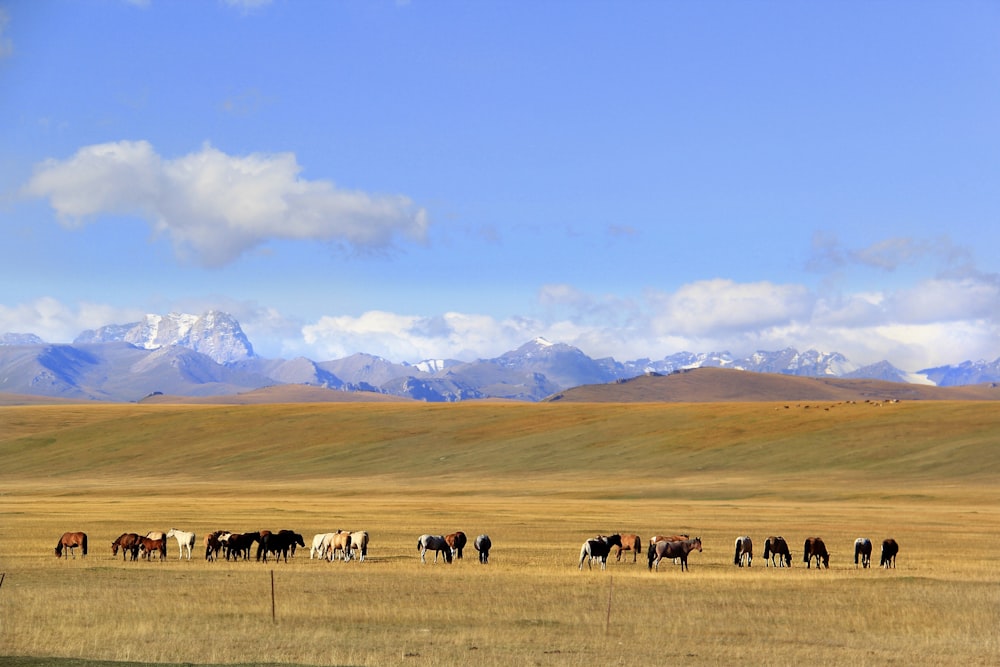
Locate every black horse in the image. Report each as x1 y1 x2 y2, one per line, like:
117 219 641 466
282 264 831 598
763 536 792 567
880 538 899 568
474 534 492 564
258 530 305 563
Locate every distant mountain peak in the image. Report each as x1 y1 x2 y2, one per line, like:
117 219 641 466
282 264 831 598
74 310 255 364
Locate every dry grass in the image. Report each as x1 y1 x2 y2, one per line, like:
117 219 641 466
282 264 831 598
1 402 999 665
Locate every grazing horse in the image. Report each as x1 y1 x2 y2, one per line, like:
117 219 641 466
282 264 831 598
259 530 305 563
763 536 792 567
474 534 492 564
803 537 830 569
578 534 623 571
55 532 88 559
615 534 642 563
224 532 259 561
648 537 702 572
880 538 899 568
734 535 753 567
445 531 467 560
138 536 167 561
166 528 196 560
347 531 369 562
417 534 453 564
204 532 224 561
854 537 873 568
111 533 141 561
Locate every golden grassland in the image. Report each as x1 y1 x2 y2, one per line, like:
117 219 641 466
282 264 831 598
1 400 999 666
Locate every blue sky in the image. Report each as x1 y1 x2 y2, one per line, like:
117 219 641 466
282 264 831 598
1 0 999 371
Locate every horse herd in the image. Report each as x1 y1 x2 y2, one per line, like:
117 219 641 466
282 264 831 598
55 530 899 572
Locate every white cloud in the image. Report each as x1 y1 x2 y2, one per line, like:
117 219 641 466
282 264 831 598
0 298 144 343
23 140 429 267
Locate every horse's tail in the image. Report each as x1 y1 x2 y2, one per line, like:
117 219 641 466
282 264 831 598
803 539 811 563
81 533 88 556
734 539 741 565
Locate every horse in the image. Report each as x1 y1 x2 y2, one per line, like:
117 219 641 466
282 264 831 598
347 531 369 562
854 537 873 568
734 535 753 567
418 534 453 564
138 536 167 561
648 537 702 572
55 532 88 559
111 533 141 561
259 530 305 563
474 534 492 564
166 528 196 560
145 531 167 558
615 534 642 563
204 532 224 561
578 534 623 571
880 538 899 568
650 535 689 564
224 532 259 561
325 530 353 562
763 536 792 567
803 537 830 569
310 533 334 559
445 531 467 560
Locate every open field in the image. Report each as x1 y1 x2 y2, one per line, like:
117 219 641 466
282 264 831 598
1 401 999 665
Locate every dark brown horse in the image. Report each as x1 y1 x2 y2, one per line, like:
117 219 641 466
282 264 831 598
880 538 899 568
258 530 305 563
648 537 702 572
138 536 167 561
803 537 829 569
733 535 753 567
445 531 467 560
111 533 141 561
615 534 642 563
55 532 88 559
763 536 792 567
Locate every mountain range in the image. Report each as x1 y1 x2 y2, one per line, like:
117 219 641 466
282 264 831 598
1 310 999 403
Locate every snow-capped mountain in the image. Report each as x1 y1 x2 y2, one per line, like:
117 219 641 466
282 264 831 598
3 310 1000 402
74 310 255 364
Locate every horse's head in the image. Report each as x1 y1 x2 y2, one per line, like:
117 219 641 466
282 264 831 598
111 542 119 556
693 537 703 552
607 534 623 548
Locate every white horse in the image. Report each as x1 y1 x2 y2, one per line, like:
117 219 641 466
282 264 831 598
854 537 873 568
417 534 452 564
310 533 334 559
166 528 196 560
347 531 369 562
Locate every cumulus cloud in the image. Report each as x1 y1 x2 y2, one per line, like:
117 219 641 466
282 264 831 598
0 298 145 344
23 140 429 266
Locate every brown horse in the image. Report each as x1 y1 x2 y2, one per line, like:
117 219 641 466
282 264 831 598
763 536 792 567
648 537 702 572
803 537 829 569
111 533 141 561
55 532 88 559
615 534 642 563
445 531 467 560
138 536 167 561
880 538 899 568
733 535 753 567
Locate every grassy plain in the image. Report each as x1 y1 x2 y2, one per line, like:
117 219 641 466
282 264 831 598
1 400 999 666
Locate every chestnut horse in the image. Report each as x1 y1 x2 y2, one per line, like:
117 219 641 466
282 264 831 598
111 533 141 561
55 532 88 559
803 537 829 569
138 536 167 561
880 538 899 568
763 536 792 567
733 535 753 567
445 531 467 560
648 537 702 572
615 534 642 563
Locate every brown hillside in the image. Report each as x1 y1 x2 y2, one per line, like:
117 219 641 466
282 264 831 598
546 367 1000 402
